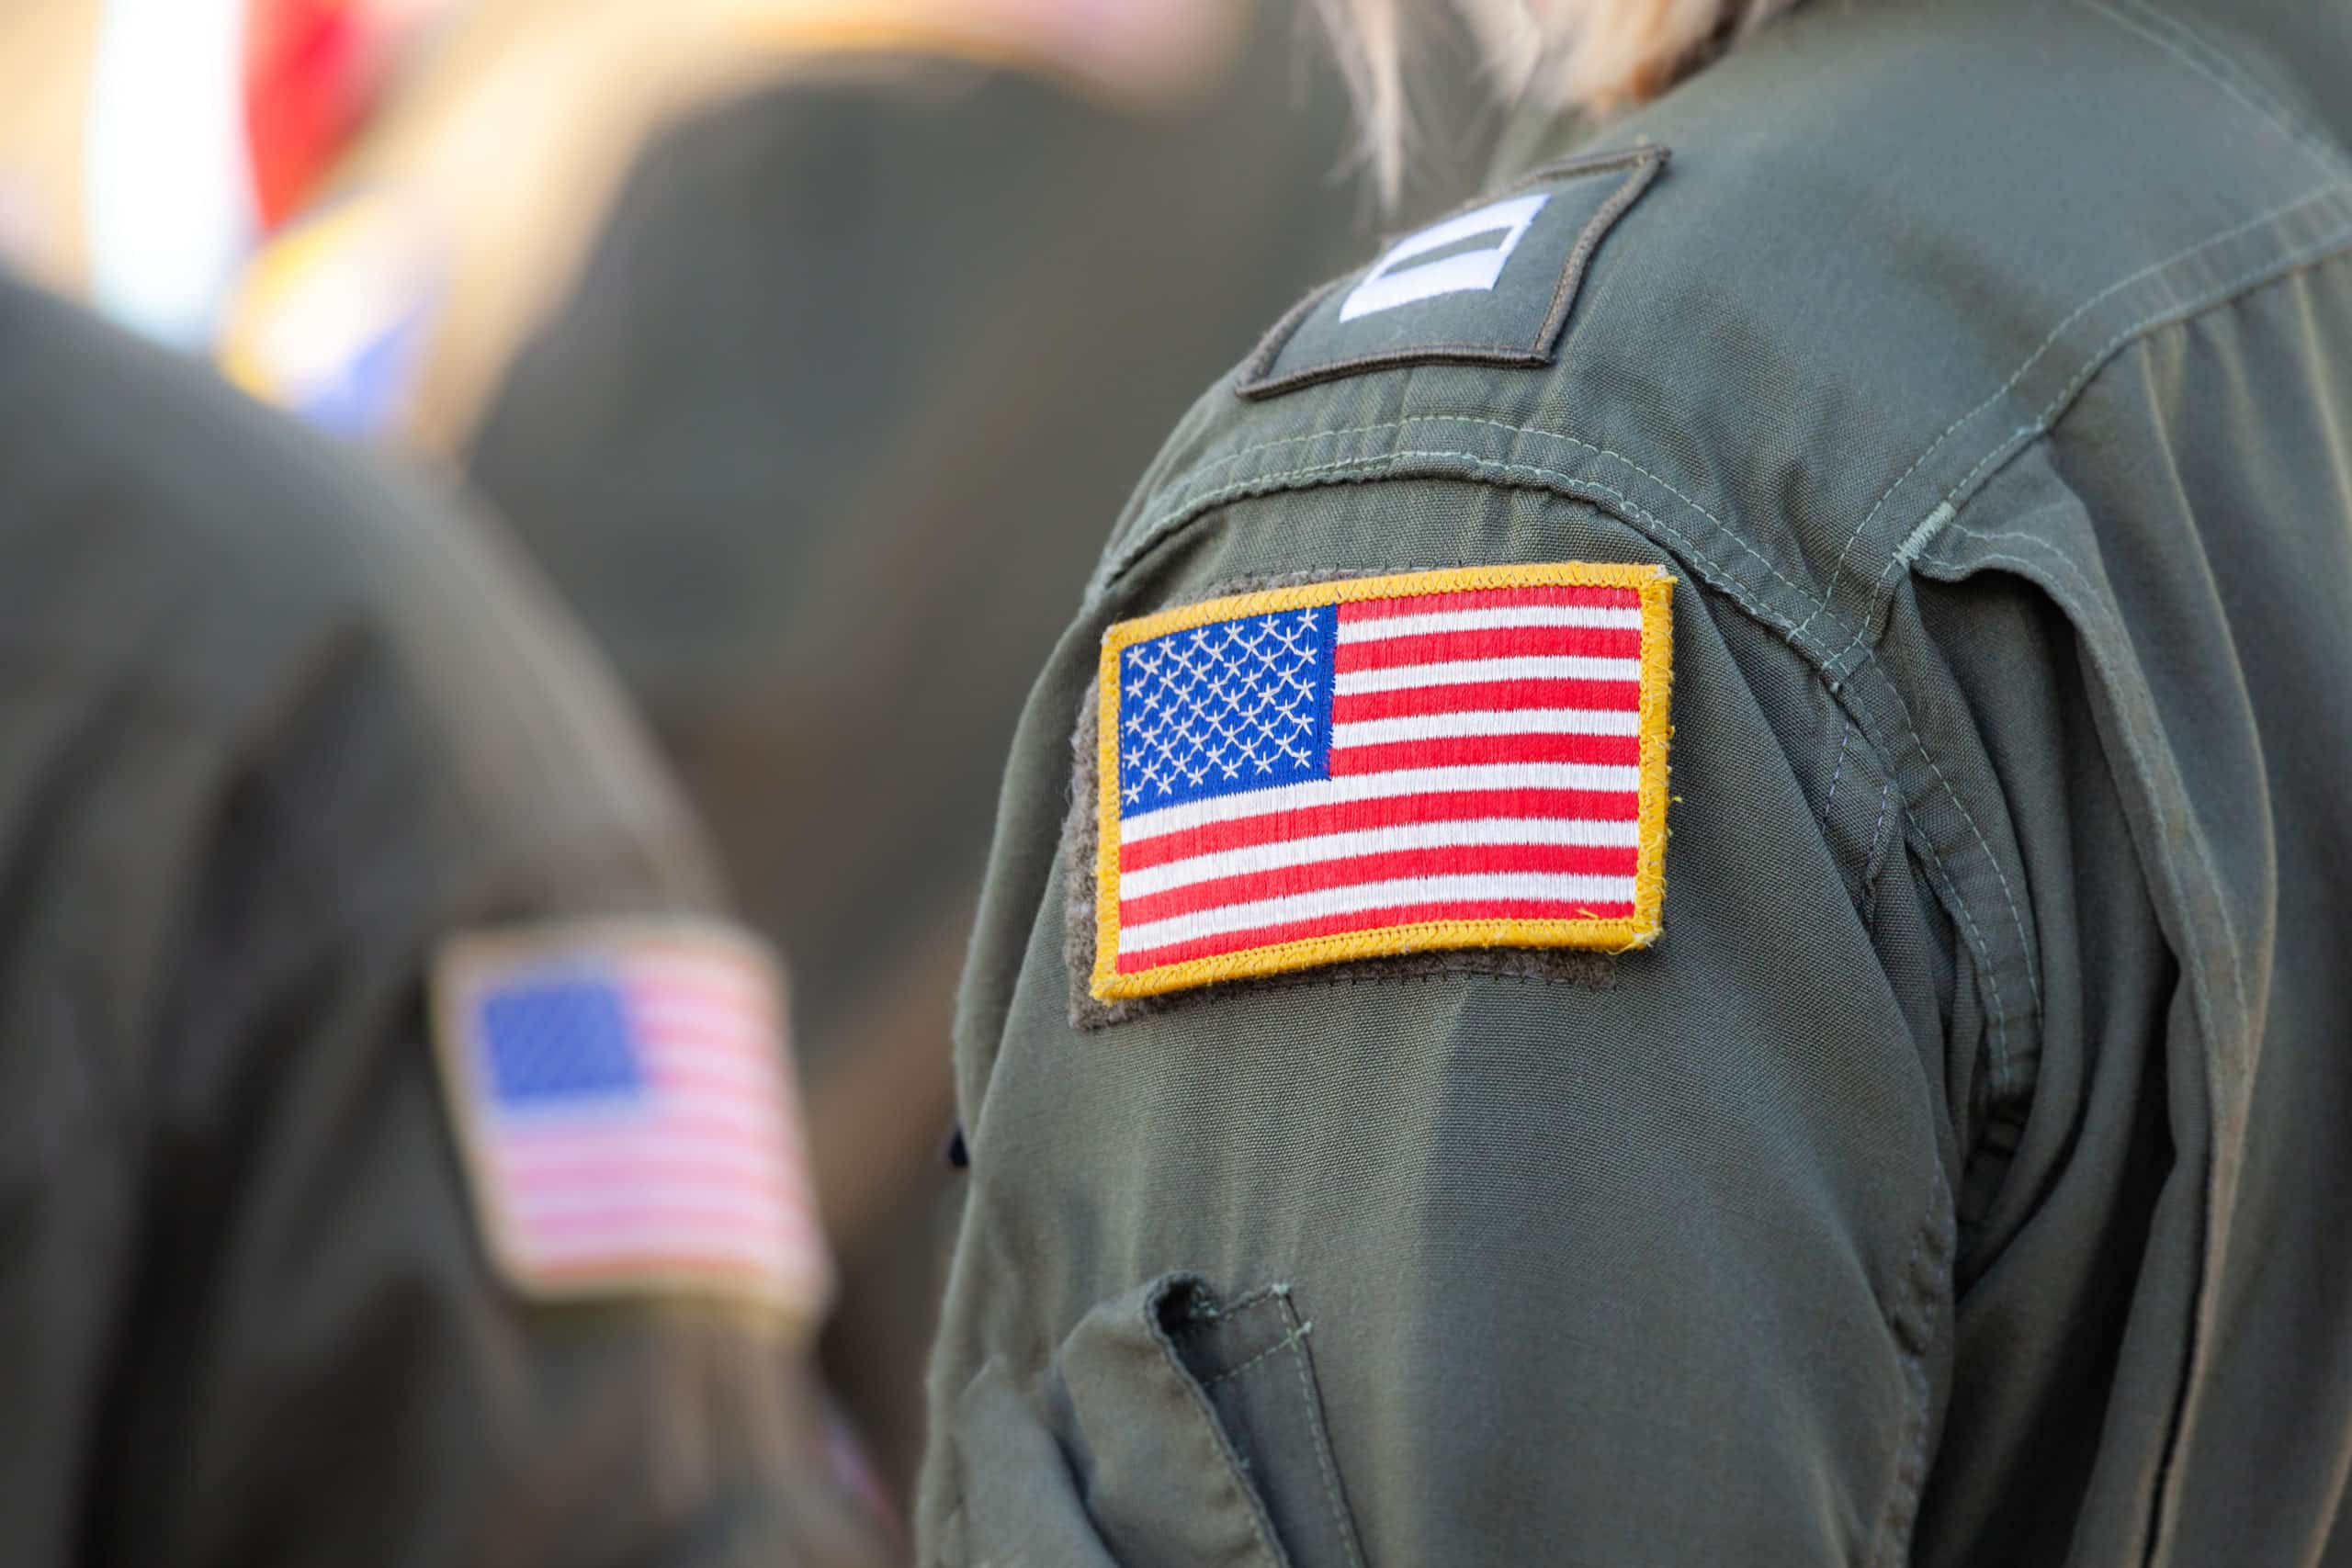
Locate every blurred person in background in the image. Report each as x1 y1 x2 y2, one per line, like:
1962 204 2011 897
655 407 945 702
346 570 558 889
0 270 897 1564
915 0 2352 1563
0 0 466 379
0 0 962 448
0 0 1476 1508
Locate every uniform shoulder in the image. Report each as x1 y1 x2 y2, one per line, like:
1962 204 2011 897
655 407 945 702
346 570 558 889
1101 0 2352 662
0 276 469 712
0 276 696 891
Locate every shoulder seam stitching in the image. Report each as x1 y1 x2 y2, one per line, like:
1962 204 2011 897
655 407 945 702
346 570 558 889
1924 518 2253 1042
2078 0 2352 182
1829 209 2352 665
1792 180 2350 653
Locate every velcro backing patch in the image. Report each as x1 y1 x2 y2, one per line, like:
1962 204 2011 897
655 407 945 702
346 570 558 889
1092 564 1673 1001
1234 144 1668 399
431 919 831 1324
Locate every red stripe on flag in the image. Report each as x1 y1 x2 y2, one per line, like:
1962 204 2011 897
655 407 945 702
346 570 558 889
1331 678 1640 720
1119 843 1641 926
1329 733 1640 773
1118 899 1639 970
1121 789 1642 870
1339 584 1640 618
1333 625 1641 670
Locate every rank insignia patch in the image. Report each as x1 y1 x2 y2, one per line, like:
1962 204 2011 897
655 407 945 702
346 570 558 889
1235 144 1668 399
431 919 831 1322
1092 564 1673 1001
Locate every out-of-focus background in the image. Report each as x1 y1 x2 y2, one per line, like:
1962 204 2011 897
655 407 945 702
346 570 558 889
0 0 1483 1517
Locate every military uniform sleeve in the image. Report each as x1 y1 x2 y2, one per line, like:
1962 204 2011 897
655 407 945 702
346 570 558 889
921 477 1973 1566
0 281 891 1568
117 501 895 1567
911 2 2352 1558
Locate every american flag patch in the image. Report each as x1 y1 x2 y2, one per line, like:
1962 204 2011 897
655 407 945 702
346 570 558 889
430 920 830 1317
1093 564 1672 1000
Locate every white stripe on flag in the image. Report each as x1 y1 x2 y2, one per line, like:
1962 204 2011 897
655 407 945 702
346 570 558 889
1333 655 1642 694
1119 762 1642 843
1119 817 1642 898
515 1219 799 1267
1336 604 1643 639
499 1128 783 1179
507 1185 788 1223
1329 707 1641 748
1120 872 1641 954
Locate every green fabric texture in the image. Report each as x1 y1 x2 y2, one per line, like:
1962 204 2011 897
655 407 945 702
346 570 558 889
0 278 893 1567
922 1 2352 1562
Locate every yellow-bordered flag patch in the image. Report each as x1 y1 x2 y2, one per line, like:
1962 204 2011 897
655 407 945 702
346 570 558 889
1093 563 1673 1000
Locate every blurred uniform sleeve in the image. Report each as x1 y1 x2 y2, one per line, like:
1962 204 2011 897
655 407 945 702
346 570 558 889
922 479 1990 1565
0 280 892 1567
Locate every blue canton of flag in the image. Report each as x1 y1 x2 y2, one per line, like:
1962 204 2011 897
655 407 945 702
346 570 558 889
1116 604 1338 815
480 978 645 1104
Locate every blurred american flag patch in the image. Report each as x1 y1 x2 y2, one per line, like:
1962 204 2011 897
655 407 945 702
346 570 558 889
1091 564 1673 1001
432 920 829 1316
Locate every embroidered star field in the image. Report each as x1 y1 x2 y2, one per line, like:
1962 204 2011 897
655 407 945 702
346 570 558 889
1116 605 1337 813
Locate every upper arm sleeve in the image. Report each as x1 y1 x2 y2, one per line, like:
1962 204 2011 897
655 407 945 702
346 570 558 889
923 479 1962 1567
96 495 893 1568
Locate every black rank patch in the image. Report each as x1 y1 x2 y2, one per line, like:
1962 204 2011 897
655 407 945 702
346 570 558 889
1235 143 1668 400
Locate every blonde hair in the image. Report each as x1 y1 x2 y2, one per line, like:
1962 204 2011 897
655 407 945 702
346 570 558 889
1316 0 1798 202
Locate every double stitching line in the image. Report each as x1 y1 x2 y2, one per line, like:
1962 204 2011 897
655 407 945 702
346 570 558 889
1786 184 2350 658
1791 0 2352 656
2083 0 2352 182
1928 517 2252 1041
1854 653 2040 1057
1826 207 2352 670
1825 720 1855 815
1107 413 1803 617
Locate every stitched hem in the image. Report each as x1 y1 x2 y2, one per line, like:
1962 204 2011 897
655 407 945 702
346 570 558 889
1868 1178 1956 1568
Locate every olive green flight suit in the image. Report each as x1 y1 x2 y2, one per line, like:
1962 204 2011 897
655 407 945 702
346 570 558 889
920 1 2352 1562
0 277 891 1567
